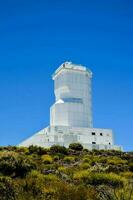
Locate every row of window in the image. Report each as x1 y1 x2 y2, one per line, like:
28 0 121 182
92 142 111 145
92 132 103 136
55 130 110 137
62 98 83 104
92 132 110 137
46 138 111 146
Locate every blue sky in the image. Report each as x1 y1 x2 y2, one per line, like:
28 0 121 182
0 0 133 151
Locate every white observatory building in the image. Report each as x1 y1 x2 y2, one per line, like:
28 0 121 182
19 62 121 150
50 63 93 128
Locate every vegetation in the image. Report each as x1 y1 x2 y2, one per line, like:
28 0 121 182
0 144 132 200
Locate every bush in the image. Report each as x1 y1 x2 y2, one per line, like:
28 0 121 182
50 145 68 155
120 172 133 179
58 166 75 178
41 155 53 164
0 176 19 200
28 145 47 155
82 156 92 163
0 152 36 177
53 155 60 161
69 143 83 151
129 163 133 172
107 157 128 165
80 163 90 170
23 170 46 199
82 156 97 166
64 156 75 164
54 182 89 200
73 171 124 188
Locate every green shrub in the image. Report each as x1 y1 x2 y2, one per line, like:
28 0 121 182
53 155 60 161
54 182 89 200
0 176 19 200
120 172 133 179
64 156 75 163
107 164 129 173
58 166 75 178
80 163 90 170
23 170 46 199
0 146 132 199
107 157 128 165
82 156 92 163
28 145 47 155
41 155 53 164
82 156 97 166
44 174 58 182
73 171 124 188
129 162 133 172
69 143 83 151
50 145 68 155
0 152 36 177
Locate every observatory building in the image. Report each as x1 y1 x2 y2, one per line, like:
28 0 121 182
19 62 121 150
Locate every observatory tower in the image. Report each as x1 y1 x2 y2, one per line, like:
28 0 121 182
19 62 121 150
50 62 93 128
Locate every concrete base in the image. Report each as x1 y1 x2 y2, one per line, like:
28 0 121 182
19 126 121 151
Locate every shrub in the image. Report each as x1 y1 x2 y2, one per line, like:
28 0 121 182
82 156 97 166
50 145 68 155
23 170 46 199
54 182 89 200
0 153 36 177
58 166 75 178
73 171 124 188
107 157 128 165
80 163 90 170
129 163 133 172
73 170 90 184
93 173 124 188
0 176 19 200
83 149 89 153
82 156 92 163
43 174 59 183
0 153 17 176
41 155 53 164
69 143 83 151
54 153 65 159
107 164 129 173
53 155 60 161
120 172 133 179
58 166 67 173
15 155 36 177
28 145 47 155
64 156 75 164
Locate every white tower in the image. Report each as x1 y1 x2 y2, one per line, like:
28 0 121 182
50 62 93 128
19 61 121 151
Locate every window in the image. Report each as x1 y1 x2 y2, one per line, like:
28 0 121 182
92 132 95 135
92 142 96 144
100 133 103 136
58 131 63 133
62 98 83 104
109 142 111 145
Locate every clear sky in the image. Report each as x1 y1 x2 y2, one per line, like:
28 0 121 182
0 0 133 151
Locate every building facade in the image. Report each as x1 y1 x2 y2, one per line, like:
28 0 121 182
19 62 121 150
50 62 92 128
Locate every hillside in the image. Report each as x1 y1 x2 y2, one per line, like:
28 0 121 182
0 144 133 200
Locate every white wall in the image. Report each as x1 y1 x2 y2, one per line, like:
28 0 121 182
50 63 93 128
